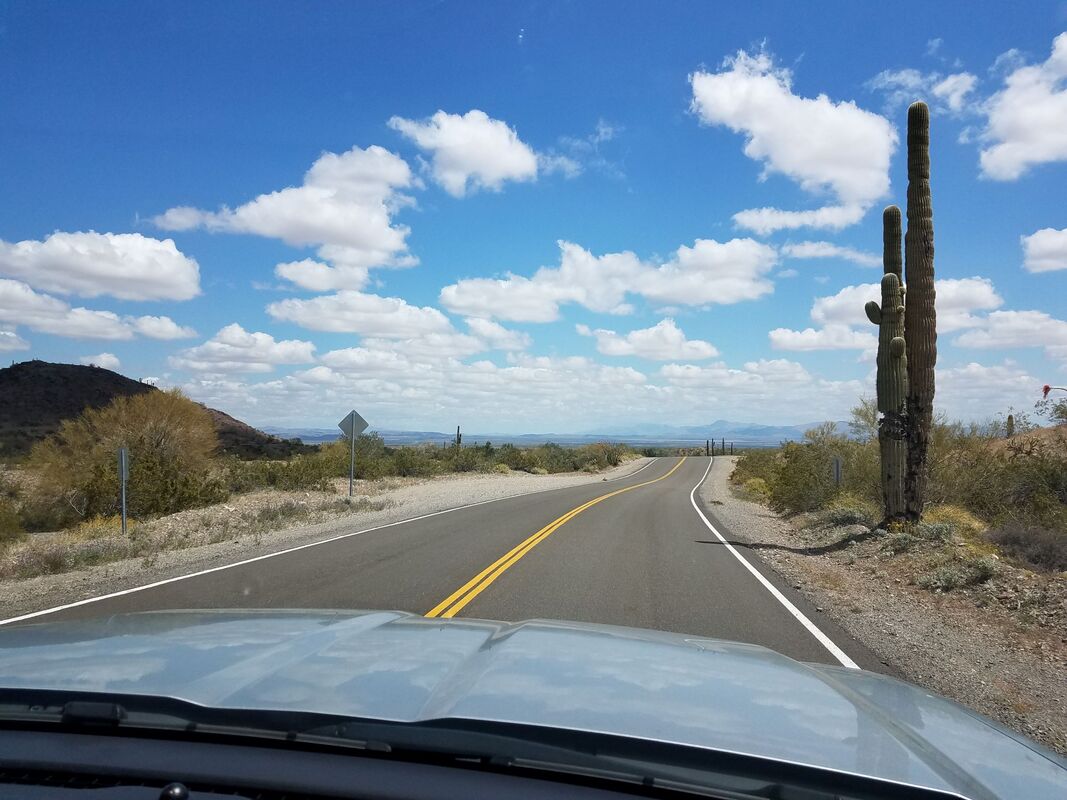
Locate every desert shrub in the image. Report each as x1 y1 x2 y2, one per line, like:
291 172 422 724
915 554 997 591
739 477 772 503
730 448 778 486
27 390 224 527
391 446 441 477
492 463 511 474
883 532 918 554
820 493 879 527
923 505 987 539
766 440 838 513
985 522 1067 573
915 521 953 542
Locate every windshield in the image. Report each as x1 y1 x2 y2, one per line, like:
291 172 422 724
1 1 1065 795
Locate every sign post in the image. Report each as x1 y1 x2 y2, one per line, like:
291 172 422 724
832 455 843 488
118 447 129 536
338 410 369 497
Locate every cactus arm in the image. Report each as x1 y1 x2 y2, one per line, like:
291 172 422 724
865 301 882 325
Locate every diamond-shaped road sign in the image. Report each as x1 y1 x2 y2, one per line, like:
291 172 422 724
338 410 369 439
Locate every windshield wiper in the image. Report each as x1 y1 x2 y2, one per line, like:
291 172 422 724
0 688 967 800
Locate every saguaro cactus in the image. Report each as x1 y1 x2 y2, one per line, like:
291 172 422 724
865 206 907 521
903 101 936 520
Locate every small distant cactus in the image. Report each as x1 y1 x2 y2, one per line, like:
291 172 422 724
864 102 937 524
1005 414 1015 438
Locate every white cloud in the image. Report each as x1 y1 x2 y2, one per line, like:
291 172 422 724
1021 227 1067 272
274 259 369 292
810 277 1002 333
0 231 200 301
937 361 1044 418
267 290 454 336
154 145 417 273
129 315 197 340
464 317 531 350
954 310 1067 358
0 279 132 340
388 109 539 197
79 353 121 370
0 330 29 352
577 318 718 360
780 240 880 268
978 33 1067 180
865 68 978 114
769 324 877 351
691 48 896 234
440 238 777 322
170 324 316 374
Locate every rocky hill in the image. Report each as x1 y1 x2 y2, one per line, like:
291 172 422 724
0 360 312 460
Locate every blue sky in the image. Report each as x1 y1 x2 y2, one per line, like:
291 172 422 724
2 1 1066 432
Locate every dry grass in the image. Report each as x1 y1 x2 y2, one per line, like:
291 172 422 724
0 491 392 581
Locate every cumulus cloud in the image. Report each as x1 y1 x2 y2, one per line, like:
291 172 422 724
170 324 316 373
154 145 417 274
0 231 200 301
440 238 778 322
129 315 197 340
464 317 531 350
388 109 539 197
0 330 29 351
273 259 369 292
577 318 718 360
1021 227 1067 272
937 361 1045 418
771 276 1004 352
267 290 454 336
769 324 877 351
953 310 1067 366
780 240 881 268
811 277 1002 332
978 33 1067 180
79 353 121 370
0 279 131 340
690 48 896 234
866 68 978 114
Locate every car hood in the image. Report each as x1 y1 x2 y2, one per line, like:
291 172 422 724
0 610 1062 798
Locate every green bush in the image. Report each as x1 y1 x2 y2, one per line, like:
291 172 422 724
915 555 997 591
27 390 225 527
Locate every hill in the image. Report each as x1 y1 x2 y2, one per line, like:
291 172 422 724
0 360 312 460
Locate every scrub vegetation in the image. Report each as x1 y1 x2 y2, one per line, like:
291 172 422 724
0 389 641 578
730 399 1067 586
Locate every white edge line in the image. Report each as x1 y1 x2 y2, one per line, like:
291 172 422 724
688 458 860 670
0 457 663 627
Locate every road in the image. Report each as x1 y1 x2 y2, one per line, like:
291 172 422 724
4 457 888 670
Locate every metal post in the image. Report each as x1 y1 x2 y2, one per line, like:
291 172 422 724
730 442 734 455
721 437 725 454
705 439 709 456
118 447 128 536
349 429 356 497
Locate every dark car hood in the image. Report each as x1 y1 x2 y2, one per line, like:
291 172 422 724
0 610 1062 798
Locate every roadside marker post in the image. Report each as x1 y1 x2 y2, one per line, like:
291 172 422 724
832 455 843 488
338 410 369 497
118 447 129 536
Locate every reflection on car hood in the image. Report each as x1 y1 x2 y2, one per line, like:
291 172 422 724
0 610 1063 798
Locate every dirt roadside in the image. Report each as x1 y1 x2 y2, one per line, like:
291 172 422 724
701 456 1067 756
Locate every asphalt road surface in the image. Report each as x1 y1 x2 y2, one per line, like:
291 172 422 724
5 457 889 671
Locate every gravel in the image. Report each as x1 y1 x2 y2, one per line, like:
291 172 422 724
0 458 653 622
702 456 1067 756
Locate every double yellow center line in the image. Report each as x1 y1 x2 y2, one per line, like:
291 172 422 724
425 457 688 619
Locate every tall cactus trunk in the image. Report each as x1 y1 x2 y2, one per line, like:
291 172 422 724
865 207 907 522
903 102 936 522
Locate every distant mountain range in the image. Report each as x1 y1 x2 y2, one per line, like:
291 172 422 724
264 420 850 447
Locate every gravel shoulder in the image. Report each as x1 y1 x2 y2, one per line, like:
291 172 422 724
701 456 1067 756
0 458 653 622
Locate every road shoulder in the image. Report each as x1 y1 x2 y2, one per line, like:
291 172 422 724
700 456 1067 757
